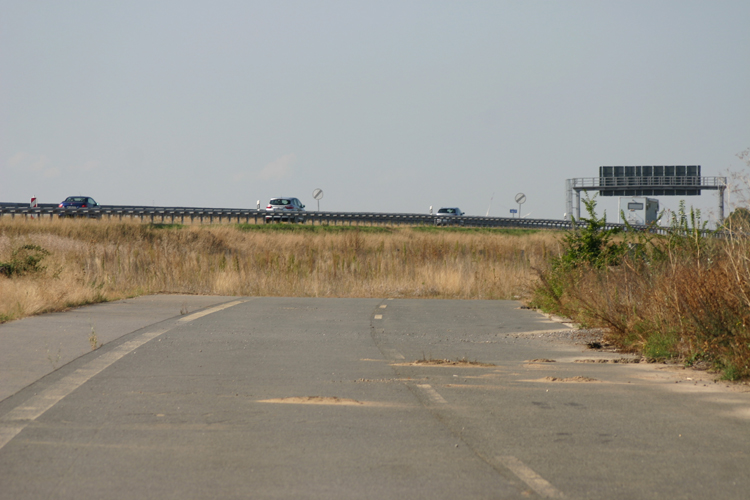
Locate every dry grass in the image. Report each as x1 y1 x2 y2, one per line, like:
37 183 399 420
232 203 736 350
0 218 560 322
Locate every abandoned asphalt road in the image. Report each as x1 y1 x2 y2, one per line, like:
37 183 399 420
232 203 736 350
0 296 748 499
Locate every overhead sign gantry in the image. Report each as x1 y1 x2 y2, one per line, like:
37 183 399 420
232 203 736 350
566 166 727 221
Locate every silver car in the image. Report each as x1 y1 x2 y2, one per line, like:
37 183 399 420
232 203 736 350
434 207 464 226
265 197 306 223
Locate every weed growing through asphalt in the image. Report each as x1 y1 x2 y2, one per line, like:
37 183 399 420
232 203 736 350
89 324 100 350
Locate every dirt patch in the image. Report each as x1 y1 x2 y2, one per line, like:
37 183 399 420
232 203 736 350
258 396 366 406
355 378 401 383
411 358 495 367
542 376 599 383
575 358 641 364
526 359 556 363
635 364 750 393
258 396 409 407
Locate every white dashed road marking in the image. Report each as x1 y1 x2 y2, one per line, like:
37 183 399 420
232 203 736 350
497 455 565 498
374 314 383 320
0 300 247 451
177 300 245 323
416 384 447 404
382 348 405 360
379 305 387 309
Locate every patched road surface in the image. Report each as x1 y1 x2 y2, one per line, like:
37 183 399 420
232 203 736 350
1 297 749 499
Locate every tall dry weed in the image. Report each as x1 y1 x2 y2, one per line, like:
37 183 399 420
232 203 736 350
533 210 750 379
531 148 750 380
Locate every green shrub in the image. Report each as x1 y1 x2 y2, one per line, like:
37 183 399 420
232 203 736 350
0 245 50 277
643 331 679 360
556 196 627 270
531 196 627 316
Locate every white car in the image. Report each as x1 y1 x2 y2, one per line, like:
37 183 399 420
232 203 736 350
265 197 306 223
435 207 465 226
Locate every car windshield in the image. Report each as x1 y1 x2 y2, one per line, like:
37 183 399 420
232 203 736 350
438 209 456 214
270 199 291 205
66 197 87 203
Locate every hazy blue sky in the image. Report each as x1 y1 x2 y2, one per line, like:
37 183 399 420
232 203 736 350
2 1 749 223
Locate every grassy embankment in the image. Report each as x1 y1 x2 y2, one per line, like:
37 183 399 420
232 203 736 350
0 218 557 322
5 213 749 380
531 199 750 380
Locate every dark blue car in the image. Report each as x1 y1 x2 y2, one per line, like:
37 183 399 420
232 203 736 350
58 196 100 217
59 196 98 208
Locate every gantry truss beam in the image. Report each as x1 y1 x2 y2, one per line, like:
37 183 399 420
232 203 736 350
565 176 727 221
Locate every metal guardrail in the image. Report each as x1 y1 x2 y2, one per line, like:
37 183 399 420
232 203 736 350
0 203 575 229
0 202 582 228
0 202 721 236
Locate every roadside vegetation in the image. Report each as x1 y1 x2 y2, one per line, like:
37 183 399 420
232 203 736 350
4 191 750 381
531 197 750 381
0 218 556 323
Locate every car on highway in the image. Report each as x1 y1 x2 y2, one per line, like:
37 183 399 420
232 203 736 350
434 207 465 226
58 196 100 218
265 197 306 223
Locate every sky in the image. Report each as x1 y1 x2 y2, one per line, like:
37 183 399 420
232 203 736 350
2 1 749 225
